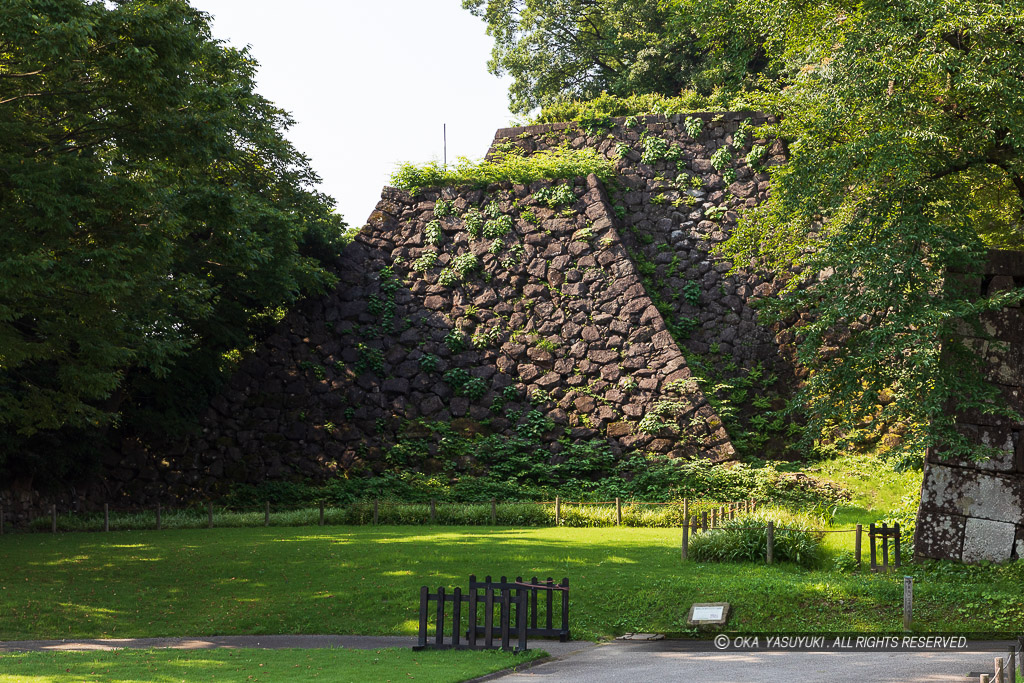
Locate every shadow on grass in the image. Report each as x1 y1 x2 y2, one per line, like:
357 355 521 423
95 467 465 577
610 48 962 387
1 526 1022 641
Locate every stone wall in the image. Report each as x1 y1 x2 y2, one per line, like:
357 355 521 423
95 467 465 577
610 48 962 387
1 110 800 520
915 250 1024 563
183 173 732 489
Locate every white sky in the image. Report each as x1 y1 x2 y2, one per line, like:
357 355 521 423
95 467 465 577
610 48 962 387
190 0 517 228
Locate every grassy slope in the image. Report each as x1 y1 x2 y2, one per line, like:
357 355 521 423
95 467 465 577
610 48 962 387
1 522 1021 641
0 648 543 683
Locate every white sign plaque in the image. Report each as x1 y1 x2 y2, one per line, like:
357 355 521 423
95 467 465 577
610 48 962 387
692 605 724 621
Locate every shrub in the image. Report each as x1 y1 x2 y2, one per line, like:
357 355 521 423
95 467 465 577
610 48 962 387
688 508 826 568
389 148 614 193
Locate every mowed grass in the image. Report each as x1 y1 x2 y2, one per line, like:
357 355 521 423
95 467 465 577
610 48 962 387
1 524 1022 641
0 647 543 683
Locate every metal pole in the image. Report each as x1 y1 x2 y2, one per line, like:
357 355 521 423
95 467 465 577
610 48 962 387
855 524 862 568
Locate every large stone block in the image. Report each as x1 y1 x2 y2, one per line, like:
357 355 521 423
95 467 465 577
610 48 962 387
914 510 965 561
962 517 1017 563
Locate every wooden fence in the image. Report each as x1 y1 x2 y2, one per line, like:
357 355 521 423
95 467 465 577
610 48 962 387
415 575 570 652
0 497 759 533
680 516 903 570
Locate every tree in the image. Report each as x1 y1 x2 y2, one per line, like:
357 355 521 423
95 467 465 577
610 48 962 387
462 0 768 114
723 0 1024 460
0 0 346 479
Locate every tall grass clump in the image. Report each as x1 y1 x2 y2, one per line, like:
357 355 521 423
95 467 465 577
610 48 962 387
688 509 827 569
389 147 614 194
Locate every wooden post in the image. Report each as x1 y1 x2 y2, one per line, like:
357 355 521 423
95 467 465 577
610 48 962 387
264 501 270 526
156 503 162 530
208 502 214 529
373 499 379 526
981 675 990 683
682 518 689 560
417 586 429 649
1008 646 1016 683
894 522 902 568
490 498 497 525
710 507 716 528
903 576 913 631
682 498 689 521
870 524 877 571
751 498 757 513
615 497 621 525
430 498 436 523
52 504 57 533
881 522 890 571
995 657 1005 683
855 524 863 568
104 503 109 533
319 501 325 526
701 510 708 532
766 521 774 565
555 497 561 526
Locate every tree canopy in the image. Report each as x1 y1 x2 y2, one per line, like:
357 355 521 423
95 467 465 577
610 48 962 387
723 0 1024 459
0 0 346 479
462 0 769 114
470 0 1024 460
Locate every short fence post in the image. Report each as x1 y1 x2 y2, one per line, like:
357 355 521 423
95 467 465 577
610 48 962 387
1008 645 1016 683
751 498 757 513
430 498 436 523
995 657 1005 683
490 498 497 525
208 502 214 529
982 675 990 683
710 507 716 528
373 499 379 526
417 586 428 648
881 523 890 570
104 503 109 533
615 497 621 525
555 497 560 526
52 504 57 533
682 498 688 521
264 501 270 526
766 521 774 565
855 524 862 568
903 576 913 631
870 524 877 570
435 586 445 646
156 503 161 531
319 501 325 526
681 518 689 560
894 522 901 568
701 511 708 532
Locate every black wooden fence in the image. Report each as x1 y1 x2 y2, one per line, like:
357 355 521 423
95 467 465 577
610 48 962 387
415 575 570 652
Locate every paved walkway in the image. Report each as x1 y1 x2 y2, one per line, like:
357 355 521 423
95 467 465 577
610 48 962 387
3 636 1018 682
0 635 592 659
488 640 1020 683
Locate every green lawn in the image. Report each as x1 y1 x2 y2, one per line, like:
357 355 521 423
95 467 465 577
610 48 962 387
1 524 1021 641
0 647 543 682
